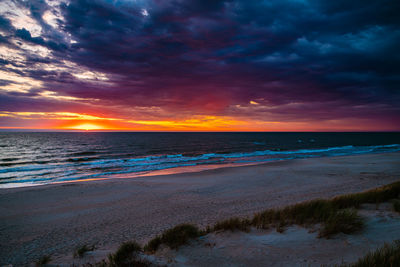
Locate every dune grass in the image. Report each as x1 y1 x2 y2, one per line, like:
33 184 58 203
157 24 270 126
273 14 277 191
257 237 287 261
344 240 400 267
319 209 364 238
81 241 149 267
251 199 335 229
242 200 364 238
74 244 96 258
251 181 400 236
144 224 201 252
331 181 400 209
213 217 251 232
393 199 400 213
35 255 51 266
108 241 149 267
142 181 400 253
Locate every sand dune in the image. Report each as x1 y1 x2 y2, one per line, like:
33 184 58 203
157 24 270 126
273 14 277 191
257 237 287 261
146 203 400 266
0 152 399 265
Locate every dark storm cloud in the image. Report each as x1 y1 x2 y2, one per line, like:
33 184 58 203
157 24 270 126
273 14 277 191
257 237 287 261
0 15 12 31
1 0 399 125
15 27 67 51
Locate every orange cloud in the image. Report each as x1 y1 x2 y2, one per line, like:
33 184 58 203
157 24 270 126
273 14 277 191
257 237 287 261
0 111 391 132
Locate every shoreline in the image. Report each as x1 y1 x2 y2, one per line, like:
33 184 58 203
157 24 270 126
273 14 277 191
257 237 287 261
1 150 398 191
1 152 399 265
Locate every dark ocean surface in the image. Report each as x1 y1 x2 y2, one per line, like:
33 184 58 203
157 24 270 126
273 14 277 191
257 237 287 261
0 132 399 188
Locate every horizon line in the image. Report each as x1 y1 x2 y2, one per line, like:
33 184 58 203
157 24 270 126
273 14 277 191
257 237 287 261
0 129 399 133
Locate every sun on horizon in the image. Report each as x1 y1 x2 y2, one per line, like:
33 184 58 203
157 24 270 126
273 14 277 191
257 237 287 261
68 123 105 131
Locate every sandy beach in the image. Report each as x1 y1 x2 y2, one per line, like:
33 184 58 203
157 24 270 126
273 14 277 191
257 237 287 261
1 152 400 265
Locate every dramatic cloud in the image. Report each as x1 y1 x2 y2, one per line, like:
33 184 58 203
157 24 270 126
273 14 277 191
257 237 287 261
0 0 399 131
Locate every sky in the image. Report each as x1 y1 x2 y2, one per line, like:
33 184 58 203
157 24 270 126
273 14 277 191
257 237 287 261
0 0 399 131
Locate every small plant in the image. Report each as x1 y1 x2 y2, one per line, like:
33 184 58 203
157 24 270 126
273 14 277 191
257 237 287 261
82 260 108 267
158 223 200 250
393 199 400 213
74 244 95 258
203 225 212 234
319 209 364 238
144 236 162 253
213 218 251 232
345 240 400 267
144 224 201 252
108 241 143 267
35 255 51 266
276 221 286 233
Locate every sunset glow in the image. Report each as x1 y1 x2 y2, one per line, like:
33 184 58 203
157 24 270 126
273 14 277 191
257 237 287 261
0 111 391 132
0 0 399 131
67 123 105 131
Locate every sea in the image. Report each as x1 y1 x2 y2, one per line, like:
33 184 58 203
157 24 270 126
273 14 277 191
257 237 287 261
0 132 399 188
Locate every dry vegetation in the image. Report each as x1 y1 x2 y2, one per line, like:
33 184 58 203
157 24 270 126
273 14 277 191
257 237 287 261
39 181 400 266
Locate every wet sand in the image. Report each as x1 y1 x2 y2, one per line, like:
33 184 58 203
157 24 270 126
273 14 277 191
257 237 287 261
0 152 399 265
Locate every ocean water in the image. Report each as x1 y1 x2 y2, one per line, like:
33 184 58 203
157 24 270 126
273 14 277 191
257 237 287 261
0 132 399 188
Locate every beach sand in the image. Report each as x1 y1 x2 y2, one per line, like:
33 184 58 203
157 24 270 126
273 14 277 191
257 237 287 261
149 203 400 267
0 152 399 265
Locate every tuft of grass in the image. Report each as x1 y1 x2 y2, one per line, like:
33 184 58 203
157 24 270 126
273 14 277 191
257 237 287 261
144 236 162 253
251 199 335 229
331 181 400 209
393 199 400 213
74 244 95 258
108 241 144 267
319 209 364 238
203 225 212 235
345 240 400 267
144 224 201 252
213 218 251 232
35 255 51 266
276 221 287 233
82 260 108 267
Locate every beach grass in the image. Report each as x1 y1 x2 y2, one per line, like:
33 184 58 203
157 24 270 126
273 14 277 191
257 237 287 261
212 217 251 232
35 255 51 266
79 181 400 266
331 181 400 209
343 240 400 267
393 199 400 213
144 224 201 252
251 200 364 237
319 209 364 238
74 244 95 258
108 241 149 267
251 199 335 229
143 180 400 253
